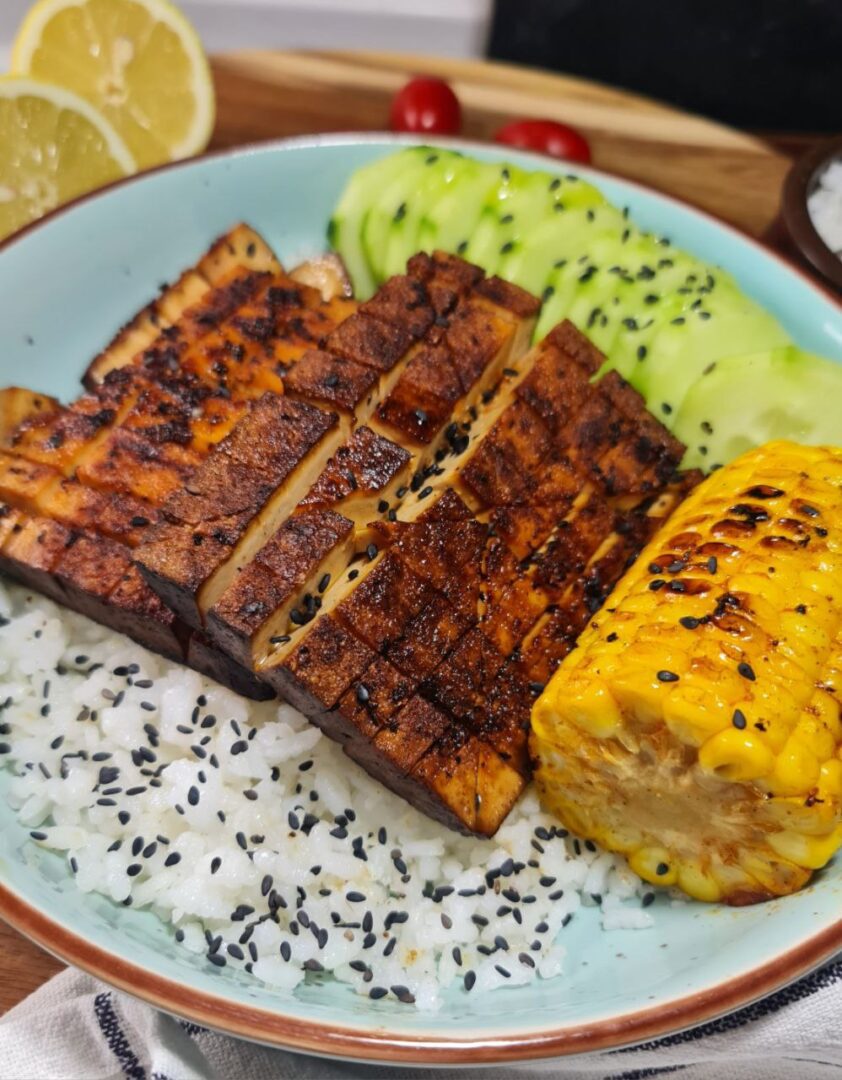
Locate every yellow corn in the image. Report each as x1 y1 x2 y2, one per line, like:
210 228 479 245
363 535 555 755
531 441 842 904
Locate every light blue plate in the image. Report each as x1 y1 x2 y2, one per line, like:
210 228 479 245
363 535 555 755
0 135 840 1065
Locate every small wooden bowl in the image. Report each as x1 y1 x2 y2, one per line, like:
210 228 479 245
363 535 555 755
779 136 842 293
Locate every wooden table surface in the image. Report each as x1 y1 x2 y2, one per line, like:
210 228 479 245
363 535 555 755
0 48 800 1015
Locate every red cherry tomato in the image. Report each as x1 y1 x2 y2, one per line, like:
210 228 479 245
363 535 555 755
389 77 462 136
494 119 591 164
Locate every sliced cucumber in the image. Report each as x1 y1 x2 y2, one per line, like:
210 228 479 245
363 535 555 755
674 347 842 470
535 227 650 360
360 148 448 286
466 168 600 276
382 150 469 279
633 277 789 421
329 149 422 299
416 159 500 257
502 203 627 299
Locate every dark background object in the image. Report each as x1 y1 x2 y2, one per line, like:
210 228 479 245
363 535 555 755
489 0 842 132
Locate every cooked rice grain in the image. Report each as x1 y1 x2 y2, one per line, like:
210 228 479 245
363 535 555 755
0 583 654 1010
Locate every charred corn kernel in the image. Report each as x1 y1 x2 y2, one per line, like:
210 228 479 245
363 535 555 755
628 846 677 887
677 862 722 903
534 677 624 739
531 441 842 904
795 699 840 759
699 728 775 782
764 735 821 796
663 686 730 746
819 759 842 799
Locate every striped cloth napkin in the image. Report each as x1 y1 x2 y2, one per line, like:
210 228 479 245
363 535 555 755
0 963 840 1080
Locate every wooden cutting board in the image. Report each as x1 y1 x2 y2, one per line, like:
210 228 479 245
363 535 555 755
209 50 791 238
0 48 793 1016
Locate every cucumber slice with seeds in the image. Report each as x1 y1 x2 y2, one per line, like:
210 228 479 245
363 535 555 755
329 149 425 298
382 150 468 279
674 347 842 470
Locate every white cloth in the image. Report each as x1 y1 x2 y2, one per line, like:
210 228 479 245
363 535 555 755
0 963 840 1080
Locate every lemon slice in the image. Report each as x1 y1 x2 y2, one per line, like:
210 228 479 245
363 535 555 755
0 77 135 241
12 0 215 169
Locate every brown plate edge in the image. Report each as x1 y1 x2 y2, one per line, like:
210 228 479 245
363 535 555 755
1 875 840 1063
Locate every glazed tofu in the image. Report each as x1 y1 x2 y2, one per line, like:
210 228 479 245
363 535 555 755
201 256 540 670
260 319 690 835
0 226 352 696
0 232 693 834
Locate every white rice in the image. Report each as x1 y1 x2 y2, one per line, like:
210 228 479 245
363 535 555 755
808 159 842 259
0 581 656 1010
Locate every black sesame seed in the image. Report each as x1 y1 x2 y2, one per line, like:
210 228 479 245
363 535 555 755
464 970 476 992
657 670 679 682
362 932 377 949
642 892 656 908
164 852 181 867
494 965 511 979
127 863 142 877
187 785 199 806
355 683 370 705
737 662 756 681
732 708 747 729
208 953 226 968
656 862 669 876
679 616 700 630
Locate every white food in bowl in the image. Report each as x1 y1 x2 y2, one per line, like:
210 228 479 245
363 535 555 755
808 159 842 259
0 581 657 1010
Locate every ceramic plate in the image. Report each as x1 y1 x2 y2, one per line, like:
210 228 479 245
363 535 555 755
0 135 840 1065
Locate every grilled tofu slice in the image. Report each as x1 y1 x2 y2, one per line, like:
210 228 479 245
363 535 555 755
260 319 689 835
136 396 341 626
0 227 354 696
0 239 693 833
0 389 61 445
201 256 540 668
83 225 283 388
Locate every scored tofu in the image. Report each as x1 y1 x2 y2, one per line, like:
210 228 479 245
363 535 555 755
139 253 539 658
260 320 692 835
0 225 351 696
203 259 539 669
0 234 695 835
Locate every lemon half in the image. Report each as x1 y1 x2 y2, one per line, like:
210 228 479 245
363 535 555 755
0 76 135 241
12 0 215 169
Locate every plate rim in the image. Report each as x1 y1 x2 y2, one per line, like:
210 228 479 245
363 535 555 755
0 132 841 1064
2 130 841 312
1 875 840 1062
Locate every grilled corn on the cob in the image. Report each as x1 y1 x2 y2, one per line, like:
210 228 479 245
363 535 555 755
531 440 842 904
